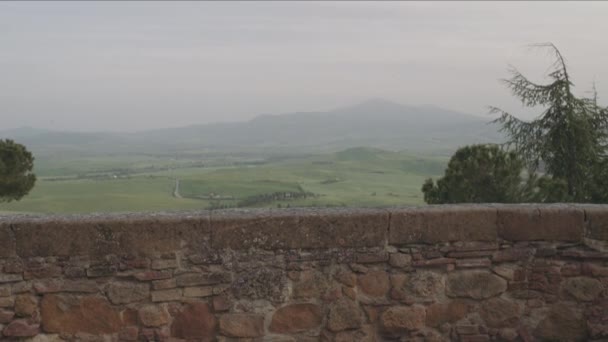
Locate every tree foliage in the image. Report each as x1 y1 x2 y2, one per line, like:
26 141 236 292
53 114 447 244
490 43 608 201
0 139 36 202
422 144 527 204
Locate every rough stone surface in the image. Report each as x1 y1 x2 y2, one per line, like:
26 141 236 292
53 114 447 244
497 206 584 241
380 305 426 335
479 298 521 328
3 318 40 337
0 206 607 341
396 270 444 302
446 271 507 299
14 294 37 317
219 314 264 338
357 270 389 298
534 304 588 341
269 303 323 333
390 206 497 244
138 305 169 327
171 302 217 340
40 294 123 334
327 298 362 332
425 300 470 328
106 282 149 304
212 209 388 249
561 276 604 301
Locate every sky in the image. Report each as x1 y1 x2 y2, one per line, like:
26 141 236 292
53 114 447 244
1 1 608 132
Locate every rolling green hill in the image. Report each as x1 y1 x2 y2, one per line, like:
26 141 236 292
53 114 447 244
0 148 447 214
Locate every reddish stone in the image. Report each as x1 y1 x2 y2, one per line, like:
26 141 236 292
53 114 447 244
389 253 412 268
355 251 388 264
582 263 608 277
33 279 63 294
492 248 535 263
0 285 9 297
534 304 588 341
0 308 14 323
412 258 456 267
138 305 170 327
561 277 603 301
0 274 23 283
456 325 479 335
23 264 62 280
561 264 581 277
40 294 123 334
357 270 389 298
497 207 584 242
426 300 470 328
123 257 150 269
134 271 172 281
380 305 426 335
447 271 507 299
389 207 498 244
460 335 490 342
292 270 329 299
106 282 150 304
14 294 37 317
151 259 178 270
335 270 356 287
212 296 231 312
152 279 176 290
327 298 362 332
2 319 39 337
480 298 521 328
269 303 323 333
3 260 24 274
119 326 139 341
456 259 491 268
0 297 14 308
219 314 264 338
561 250 608 259
448 250 495 258
171 302 217 340
151 289 182 302
175 272 231 287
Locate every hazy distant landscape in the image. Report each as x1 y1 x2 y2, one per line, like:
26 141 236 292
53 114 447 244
1 99 499 213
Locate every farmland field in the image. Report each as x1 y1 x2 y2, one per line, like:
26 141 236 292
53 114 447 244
1 147 447 214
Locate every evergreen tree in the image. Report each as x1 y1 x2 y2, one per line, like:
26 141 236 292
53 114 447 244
422 144 526 204
490 43 608 202
0 139 36 202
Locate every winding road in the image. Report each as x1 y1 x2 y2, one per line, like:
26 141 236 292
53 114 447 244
173 178 182 198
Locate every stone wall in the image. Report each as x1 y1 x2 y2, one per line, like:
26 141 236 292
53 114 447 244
0 205 608 341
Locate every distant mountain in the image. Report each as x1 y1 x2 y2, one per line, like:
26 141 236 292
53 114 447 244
1 99 501 156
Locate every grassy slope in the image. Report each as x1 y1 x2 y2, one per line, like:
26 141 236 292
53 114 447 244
1 148 446 213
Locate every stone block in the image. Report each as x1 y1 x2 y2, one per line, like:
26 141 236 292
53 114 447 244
40 294 123 334
171 302 217 340
219 314 264 338
106 282 150 304
211 208 387 250
151 289 182 302
138 305 170 327
389 206 497 244
497 206 584 241
380 305 426 335
447 271 507 299
586 207 608 240
269 303 323 333
2 319 39 337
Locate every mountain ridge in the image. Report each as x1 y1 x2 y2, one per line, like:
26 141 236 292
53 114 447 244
1 99 501 156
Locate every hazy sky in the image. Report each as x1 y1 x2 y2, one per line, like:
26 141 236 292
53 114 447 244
2 1 608 132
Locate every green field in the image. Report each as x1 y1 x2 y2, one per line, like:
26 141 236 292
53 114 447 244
1 147 447 214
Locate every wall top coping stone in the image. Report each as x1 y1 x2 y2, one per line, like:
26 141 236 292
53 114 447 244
0 204 607 257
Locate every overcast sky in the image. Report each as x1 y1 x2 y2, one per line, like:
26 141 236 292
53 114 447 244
1 1 608 132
